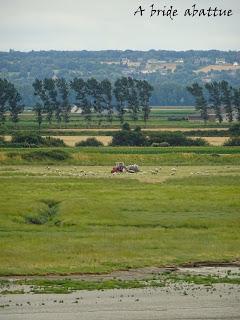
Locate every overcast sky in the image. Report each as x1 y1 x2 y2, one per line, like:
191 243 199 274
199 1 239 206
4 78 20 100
0 0 239 51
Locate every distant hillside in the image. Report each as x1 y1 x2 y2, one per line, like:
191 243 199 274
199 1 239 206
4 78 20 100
0 50 240 106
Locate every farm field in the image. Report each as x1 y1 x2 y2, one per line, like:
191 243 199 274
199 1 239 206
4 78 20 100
1 107 231 132
2 135 229 146
0 161 240 276
192 136 228 146
0 146 240 166
197 64 240 73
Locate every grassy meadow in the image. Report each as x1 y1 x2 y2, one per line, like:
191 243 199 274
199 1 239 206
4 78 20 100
0 107 239 277
0 162 239 275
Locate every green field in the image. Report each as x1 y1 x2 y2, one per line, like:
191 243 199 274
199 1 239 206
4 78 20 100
0 107 231 132
0 161 239 275
0 146 240 166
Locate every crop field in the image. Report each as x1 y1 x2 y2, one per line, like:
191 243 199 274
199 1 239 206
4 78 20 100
197 64 240 73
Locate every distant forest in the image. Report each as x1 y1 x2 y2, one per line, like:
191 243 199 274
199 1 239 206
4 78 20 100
0 50 240 107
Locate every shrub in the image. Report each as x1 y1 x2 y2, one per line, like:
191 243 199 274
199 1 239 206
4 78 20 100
148 132 208 146
44 137 66 147
228 123 240 137
22 150 70 161
187 138 209 146
75 138 103 147
11 132 66 147
12 132 45 145
111 125 147 146
224 137 240 146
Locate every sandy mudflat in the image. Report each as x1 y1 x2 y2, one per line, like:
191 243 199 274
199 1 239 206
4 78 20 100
1 283 240 320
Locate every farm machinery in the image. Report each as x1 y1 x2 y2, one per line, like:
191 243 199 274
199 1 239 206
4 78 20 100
111 162 140 174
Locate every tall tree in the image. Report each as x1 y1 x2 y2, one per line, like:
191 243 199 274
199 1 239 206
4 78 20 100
56 78 71 123
137 80 154 127
32 79 46 128
70 78 91 123
100 79 113 123
7 83 24 123
233 88 240 122
127 78 139 122
43 78 58 124
87 78 103 126
221 81 233 122
205 81 223 123
33 103 44 129
187 83 209 123
114 77 128 123
0 79 10 124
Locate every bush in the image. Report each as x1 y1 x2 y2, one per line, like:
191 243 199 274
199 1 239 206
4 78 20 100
111 125 147 146
44 136 66 147
228 123 240 137
11 132 66 147
22 150 70 161
148 132 208 147
224 137 240 146
75 138 103 147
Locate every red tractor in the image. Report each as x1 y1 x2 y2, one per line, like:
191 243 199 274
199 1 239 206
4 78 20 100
111 162 127 174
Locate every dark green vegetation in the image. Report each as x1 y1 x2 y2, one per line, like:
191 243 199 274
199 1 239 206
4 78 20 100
75 138 103 147
0 168 239 275
111 126 209 147
8 132 65 147
1 50 240 106
187 81 240 123
0 79 23 124
25 199 61 225
1 77 153 127
224 137 240 146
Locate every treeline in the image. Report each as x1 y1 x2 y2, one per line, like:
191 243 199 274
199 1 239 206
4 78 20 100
187 81 240 123
33 77 153 127
0 77 153 126
0 79 24 124
1 50 240 107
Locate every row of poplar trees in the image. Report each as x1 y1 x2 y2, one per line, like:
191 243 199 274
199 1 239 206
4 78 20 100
33 77 153 127
187 81 240 123
0 79 24 124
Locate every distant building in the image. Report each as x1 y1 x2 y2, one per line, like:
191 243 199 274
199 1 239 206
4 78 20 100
175 58 184 64
216 58 226 65
233 62 239 66
100 61 120 65
120 58 130 66
71 105 82 114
